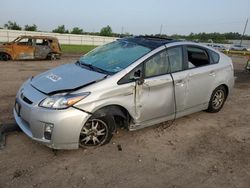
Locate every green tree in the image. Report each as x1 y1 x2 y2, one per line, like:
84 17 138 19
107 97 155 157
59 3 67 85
52 25 69 34
71 27 83 34
100 25 112 36
4 21 22 30
24 24 37 31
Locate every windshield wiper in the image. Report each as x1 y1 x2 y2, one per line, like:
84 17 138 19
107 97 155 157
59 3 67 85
76 61 114 75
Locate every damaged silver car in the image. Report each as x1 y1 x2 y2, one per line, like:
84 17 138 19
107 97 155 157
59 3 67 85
14 36 234 149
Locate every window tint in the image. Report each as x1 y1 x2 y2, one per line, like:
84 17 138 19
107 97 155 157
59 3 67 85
187 46 210 68
167 47 183 72
145 50 170 78
209 50 220 64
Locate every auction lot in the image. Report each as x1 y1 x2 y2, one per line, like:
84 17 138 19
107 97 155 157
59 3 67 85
0 55 250 188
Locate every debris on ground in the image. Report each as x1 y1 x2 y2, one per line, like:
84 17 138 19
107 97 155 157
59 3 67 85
0 123 21 149
117 144 122 151
12 169 28 179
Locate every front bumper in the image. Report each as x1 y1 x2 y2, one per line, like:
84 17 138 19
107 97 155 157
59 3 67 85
13 83 91 149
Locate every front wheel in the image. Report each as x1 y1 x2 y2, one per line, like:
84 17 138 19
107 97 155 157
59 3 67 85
0 53 10 61
206 86 227 113
79 117 114 147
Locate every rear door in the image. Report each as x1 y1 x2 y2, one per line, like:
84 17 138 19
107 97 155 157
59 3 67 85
183 45 216 109
34 39 51 59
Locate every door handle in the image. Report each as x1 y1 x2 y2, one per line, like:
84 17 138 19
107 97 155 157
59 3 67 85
209 71 216 76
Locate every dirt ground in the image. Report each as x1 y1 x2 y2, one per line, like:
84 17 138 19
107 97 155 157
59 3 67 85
0 55 250 188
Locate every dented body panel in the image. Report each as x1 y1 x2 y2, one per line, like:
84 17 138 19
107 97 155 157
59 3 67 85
0 35 61 60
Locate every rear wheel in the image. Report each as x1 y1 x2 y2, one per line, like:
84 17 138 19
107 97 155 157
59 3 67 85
79 117 114 147
47 53 59 60
206 85 227 113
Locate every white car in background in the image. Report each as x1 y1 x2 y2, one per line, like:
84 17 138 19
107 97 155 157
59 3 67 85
206 44 228 51
230 44 250 51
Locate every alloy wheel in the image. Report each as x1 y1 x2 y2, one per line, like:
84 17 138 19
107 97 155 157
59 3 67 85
79 119 108 147
212 89 225 110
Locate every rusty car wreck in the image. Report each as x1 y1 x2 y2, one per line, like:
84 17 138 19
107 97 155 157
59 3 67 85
0 35 61 61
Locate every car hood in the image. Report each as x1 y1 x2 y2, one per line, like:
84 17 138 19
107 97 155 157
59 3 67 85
31 63 106 94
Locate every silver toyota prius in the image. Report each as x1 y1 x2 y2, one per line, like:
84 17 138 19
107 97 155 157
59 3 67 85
14 36 234 149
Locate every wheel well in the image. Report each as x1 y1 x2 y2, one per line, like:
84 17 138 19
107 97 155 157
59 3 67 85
92 105 132 129
0 52 12 60
220 84 229 99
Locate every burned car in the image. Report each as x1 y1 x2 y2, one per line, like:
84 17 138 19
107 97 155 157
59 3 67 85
13 36 234 149
0 35 61 61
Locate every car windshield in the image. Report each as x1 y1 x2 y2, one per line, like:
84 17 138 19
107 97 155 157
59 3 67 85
79 40 151 74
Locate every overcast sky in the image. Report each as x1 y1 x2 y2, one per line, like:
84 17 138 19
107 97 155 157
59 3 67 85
0 0 249 35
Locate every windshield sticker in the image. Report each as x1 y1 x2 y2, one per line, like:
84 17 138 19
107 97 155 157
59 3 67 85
46 73 62 82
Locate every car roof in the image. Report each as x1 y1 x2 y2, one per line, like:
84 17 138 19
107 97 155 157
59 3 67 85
121 36 177 50
18 35 58 40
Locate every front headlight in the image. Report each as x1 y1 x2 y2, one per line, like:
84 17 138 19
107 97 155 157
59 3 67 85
39 92 90 109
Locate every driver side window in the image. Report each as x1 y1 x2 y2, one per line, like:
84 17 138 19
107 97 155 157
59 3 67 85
145 50 170 78
17 38 33 46
167 46 183 72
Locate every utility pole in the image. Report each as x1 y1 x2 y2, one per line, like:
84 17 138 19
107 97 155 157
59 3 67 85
160 24 163 35
240 18 248 46
121 26 124 35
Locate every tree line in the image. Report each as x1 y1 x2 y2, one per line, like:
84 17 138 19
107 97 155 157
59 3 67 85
1 21 250 42
1 21 119 37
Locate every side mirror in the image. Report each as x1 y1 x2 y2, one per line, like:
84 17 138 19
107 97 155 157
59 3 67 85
131 69 144 85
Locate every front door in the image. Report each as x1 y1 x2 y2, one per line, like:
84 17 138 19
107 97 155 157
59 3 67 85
135 49 175 123
13 37 34 60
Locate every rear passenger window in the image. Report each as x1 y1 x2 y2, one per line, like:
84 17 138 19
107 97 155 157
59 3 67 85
36 39 49 46
187 46 210 68
209 50 220 64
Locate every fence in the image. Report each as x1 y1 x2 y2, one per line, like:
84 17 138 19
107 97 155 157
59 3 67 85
0 29 118 45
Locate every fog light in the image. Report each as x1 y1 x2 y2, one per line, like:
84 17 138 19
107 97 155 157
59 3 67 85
44 123 54 140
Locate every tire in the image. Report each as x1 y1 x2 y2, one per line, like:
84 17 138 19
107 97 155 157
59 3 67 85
47 53 57 61
206 85 227 113
79 116 114 147
0 53 9 61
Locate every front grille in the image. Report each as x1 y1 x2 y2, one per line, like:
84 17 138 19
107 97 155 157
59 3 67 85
21 93 33 105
